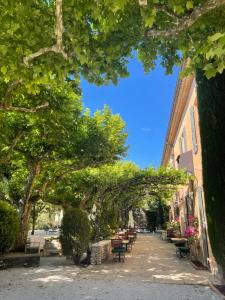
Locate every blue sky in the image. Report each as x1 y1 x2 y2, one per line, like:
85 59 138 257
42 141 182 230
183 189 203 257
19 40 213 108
81 57 179 169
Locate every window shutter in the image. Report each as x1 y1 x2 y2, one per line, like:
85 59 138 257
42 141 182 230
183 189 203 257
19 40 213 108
179 137 183 153
190 107 198 153
183 127 187 152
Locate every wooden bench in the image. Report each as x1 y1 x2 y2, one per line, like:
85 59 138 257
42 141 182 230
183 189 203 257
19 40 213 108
25 236 45 254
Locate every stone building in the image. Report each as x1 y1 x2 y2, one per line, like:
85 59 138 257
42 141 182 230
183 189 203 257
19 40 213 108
161 64 217 273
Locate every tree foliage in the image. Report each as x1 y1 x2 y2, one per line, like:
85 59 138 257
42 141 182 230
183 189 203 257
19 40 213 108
0 82 127 247
0 0 224 113
44 161 188 241
0 0 224 104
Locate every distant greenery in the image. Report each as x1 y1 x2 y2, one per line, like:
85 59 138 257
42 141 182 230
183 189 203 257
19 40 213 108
0 200 19 254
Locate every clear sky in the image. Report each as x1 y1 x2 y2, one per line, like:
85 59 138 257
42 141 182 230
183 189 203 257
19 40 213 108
81 56 179 169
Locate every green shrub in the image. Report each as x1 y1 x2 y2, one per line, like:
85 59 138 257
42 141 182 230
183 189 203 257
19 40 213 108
0 200 20 254
59 208 91 265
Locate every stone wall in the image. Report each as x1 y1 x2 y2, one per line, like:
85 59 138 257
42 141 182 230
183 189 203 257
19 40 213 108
90 240 111 265
0 254 40 268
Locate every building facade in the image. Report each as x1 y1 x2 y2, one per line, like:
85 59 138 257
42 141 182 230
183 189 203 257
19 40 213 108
161 66 217 273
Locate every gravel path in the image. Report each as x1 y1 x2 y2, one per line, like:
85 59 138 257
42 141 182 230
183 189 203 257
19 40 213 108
0 234 222 300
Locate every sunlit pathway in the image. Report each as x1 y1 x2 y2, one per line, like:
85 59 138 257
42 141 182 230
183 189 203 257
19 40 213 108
0 234 222 300
84 234 219 284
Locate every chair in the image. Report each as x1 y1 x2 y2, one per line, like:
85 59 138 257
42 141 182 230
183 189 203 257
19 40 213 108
127 228 137 240
176 245 190 258
175 240 190 258
111 239 125 262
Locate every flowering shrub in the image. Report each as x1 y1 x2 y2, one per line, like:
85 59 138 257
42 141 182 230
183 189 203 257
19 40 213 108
185 215 199 244
166 220 180 231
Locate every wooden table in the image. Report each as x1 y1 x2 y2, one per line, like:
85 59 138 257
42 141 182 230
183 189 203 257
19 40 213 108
171 238 188 243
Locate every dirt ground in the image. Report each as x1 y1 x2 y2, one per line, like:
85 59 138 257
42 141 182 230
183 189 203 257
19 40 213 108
0 234 222 300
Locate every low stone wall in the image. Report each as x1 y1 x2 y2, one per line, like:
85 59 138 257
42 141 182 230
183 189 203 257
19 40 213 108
90 240 111 265
0 254 40 268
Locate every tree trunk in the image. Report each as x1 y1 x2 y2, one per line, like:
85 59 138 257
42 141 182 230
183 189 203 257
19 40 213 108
31 204 36 235
16 201 33 250
196 69 225 276
16 160 41 249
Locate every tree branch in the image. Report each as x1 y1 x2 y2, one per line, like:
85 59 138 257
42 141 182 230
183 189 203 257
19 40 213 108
156 6 179 23
5 80 23 99
146 0 225 38
0 131 25 164
23 0 68 65
22 160 42 205
0 101 49 113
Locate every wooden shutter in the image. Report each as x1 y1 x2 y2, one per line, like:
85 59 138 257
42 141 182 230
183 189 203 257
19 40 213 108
190 107 198 153
179 137 183 153
183 127 187 152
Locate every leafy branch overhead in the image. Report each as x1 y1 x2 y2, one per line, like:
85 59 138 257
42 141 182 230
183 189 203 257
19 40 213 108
23 0 68 66
0 0 225 112
44 162 188 211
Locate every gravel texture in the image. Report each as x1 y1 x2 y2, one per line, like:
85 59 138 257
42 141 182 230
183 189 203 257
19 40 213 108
0 234 222 300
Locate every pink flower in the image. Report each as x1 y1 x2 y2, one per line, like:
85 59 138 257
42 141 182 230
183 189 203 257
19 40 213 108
185 225 198 238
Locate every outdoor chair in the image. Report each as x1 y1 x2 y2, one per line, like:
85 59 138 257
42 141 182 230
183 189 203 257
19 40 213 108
127 228 137 240
111 239 125 262
25 236 45 254
175 240 190 258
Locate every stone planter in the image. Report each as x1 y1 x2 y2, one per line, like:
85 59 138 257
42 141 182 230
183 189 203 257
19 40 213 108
90 240 111 265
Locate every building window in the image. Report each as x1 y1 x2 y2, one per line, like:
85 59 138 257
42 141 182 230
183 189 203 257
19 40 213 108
190 106 198 154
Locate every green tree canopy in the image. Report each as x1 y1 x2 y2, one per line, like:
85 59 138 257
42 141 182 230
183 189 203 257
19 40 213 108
44 161 188 240
1 0 224 106
0 82 127 247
